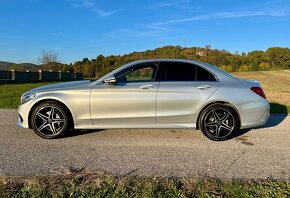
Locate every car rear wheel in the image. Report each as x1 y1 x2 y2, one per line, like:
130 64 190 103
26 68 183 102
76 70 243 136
31 101 70 139
199 104 238 141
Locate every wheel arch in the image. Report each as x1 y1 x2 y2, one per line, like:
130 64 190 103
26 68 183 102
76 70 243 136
28 99 74 129
196 101 241 130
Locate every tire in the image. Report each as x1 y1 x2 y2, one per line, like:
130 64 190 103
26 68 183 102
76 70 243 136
31 101 70 139
199 104 238 141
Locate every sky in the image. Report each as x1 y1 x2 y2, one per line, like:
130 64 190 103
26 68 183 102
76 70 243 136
0 0 289 64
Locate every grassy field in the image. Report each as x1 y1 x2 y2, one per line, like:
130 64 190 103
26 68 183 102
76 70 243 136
0 70 289 113
0 173 289 197
0 82 55 109
233 70 290 113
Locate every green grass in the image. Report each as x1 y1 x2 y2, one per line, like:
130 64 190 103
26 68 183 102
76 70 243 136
0 82 55 109
0 174 289 197
233 70 290 114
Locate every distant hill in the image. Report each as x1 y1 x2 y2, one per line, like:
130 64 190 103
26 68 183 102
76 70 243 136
0 61 13 70
0 61 40 71
18 63 40 70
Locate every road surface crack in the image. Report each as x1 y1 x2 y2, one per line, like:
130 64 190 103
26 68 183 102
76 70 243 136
222 151 246 176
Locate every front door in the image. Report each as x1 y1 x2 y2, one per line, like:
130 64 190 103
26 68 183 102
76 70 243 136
90 63 159 126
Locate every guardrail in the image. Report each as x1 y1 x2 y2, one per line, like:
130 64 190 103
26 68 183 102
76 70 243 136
0 70 83 83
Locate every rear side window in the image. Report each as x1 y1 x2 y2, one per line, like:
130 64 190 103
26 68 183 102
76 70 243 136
196 66 216 81
161 62 196 81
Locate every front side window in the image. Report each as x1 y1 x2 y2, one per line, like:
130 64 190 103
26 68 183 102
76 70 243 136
115 63 157 83
161 62 196 81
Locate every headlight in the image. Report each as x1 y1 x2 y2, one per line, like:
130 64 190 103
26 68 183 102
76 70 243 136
21 93 36 104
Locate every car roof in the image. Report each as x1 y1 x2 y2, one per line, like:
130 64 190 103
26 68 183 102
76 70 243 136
128 59 238 82
94 59 240 84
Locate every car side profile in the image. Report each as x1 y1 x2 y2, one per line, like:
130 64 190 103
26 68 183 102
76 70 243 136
18 59 270 140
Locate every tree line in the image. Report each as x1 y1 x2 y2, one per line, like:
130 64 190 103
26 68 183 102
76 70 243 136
9 46 290 78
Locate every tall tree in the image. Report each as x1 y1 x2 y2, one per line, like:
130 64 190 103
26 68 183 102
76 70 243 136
247 50 268 71
266 47 290 69
38 50 61 71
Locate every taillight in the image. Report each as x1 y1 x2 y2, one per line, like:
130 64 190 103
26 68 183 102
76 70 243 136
251 87 266 99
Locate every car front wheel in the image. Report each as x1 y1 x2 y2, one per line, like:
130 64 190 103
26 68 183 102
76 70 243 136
199 104 238 141
31 101 70 139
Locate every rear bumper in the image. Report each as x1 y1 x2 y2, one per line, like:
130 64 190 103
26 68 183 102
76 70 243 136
239 99 270 129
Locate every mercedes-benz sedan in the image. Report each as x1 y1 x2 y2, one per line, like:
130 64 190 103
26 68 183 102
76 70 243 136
18 59 270 140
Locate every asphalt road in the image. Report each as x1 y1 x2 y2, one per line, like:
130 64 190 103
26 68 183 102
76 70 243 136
0 109 289 179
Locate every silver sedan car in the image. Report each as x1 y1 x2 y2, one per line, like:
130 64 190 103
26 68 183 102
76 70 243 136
18 59 270 140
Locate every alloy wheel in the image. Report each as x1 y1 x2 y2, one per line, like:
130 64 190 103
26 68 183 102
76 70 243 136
34 106 65 136
203 108 235 139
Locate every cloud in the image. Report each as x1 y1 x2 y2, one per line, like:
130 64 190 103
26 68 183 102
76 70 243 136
154 9 289 26
138 27 173 37
93 8 117 17
106 24 174 39
68 0 117 17
50 31 64 37
69 0 95 8
262 0 289 6
145 25 172 31
147 0 191 10
217 10 287 18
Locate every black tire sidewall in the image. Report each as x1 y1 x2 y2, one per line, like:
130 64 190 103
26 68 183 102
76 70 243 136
199 104 238 141
31 101 69 139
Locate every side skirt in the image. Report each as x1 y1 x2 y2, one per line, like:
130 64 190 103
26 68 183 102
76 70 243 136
74 123 196 130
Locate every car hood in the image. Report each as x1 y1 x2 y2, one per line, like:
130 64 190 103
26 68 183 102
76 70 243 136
28 80 91 93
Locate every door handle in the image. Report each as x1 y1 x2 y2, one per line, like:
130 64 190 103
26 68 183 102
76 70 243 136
197 85 211 89
140 84 154 89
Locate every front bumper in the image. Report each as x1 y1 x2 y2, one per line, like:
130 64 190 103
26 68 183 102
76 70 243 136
17 101 33 128
17 117 25 128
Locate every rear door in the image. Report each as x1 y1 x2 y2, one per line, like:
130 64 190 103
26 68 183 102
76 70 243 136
157 62 220 124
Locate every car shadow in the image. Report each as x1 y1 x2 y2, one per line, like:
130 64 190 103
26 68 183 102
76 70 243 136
270 102 289 114
254 114 288 129
63 113 288 139
231 113 288 139
65 129 106 138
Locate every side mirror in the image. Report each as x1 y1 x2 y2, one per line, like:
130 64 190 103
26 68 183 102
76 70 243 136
104 77 116 84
